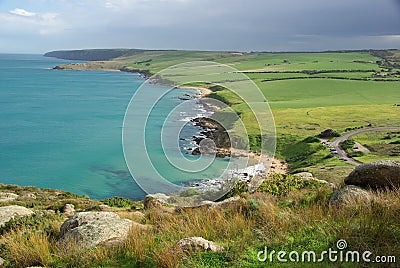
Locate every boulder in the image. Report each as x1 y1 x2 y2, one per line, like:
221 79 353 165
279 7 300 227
329 185 372 207
176 237 224 253
199 196 241 209
143 193 171 209
0 205 33 226
0 192 19 202
293 172 314 180
21 192 36 199
344 160 400 189
98 204 110 211
294 172 335 188
59 212 147 248
62 204 75 217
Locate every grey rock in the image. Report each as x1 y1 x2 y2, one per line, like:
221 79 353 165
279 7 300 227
143 193 171 209
176 237 224 253
294 172 335 188
59 212 147 248
329 185 372 207
293 172 314 180
62 203 75 217
0 192 19 202
21 192 36 199
98 204 110 211
345 160 400 189
199 196 241 209
0 205 33 226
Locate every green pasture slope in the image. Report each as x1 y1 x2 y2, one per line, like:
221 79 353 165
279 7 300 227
121 50 400 182
55 49 400 182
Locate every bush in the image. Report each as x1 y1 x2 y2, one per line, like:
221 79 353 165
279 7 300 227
102 196 134 208
179 188 201 197
340 139 355 150
257 174 320 196
318 129 340 138
348 151 364 157
217 180 249 201
303 136 320 143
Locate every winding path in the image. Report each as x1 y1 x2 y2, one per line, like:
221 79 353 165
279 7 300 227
330 126 400 166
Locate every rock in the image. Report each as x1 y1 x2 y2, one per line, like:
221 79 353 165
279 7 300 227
176 237 224 253
199 196 241 209
0 205 34 226
62 204 75 217
294 172 335 188
59 212 147 248
143 193 171 209
0 257 5 266
0 192 19 202
21 192 36 199
344 160 400 189
293 172 314 180
329 185 372 207
98 204 110 211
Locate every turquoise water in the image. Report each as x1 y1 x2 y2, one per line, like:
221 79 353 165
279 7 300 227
0 54 231 199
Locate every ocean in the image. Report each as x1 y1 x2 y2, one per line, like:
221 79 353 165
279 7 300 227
0 54 231 200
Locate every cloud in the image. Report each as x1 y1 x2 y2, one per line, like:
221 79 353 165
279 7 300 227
0 8 64 37
9 8 36 17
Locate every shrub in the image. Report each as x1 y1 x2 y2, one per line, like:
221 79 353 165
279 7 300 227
348 151 364 157
257 174 320 196
102 196 134 208
179 188 201 197
318 129 340 138
303 136 320 143
340 139 355 150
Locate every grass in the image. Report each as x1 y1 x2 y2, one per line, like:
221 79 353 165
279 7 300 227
350 130 400 162
1 182 399 267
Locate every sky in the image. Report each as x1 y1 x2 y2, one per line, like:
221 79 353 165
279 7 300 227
0 0 399 53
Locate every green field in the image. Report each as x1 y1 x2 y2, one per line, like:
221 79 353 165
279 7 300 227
57 49 400 182
351 130 400 162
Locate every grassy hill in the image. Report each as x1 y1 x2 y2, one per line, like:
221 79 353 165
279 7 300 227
47 49 400 183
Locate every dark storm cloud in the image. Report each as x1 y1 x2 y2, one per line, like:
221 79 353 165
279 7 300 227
0 0 399 52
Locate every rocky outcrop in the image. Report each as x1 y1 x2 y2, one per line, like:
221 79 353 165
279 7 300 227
293 172 314 180
59 212 148 248
0 192 19 202
344 160 400 189
98 204 110 211
62 204 75 217
143 193 171 209
199 196 241 209
0 205 33 226
293 172 335 188
329 185 372 207
175 237 224 253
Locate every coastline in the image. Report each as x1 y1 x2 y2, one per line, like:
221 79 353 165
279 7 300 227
51 60 289 194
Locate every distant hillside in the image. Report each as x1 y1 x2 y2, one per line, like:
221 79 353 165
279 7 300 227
44 49 146 61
